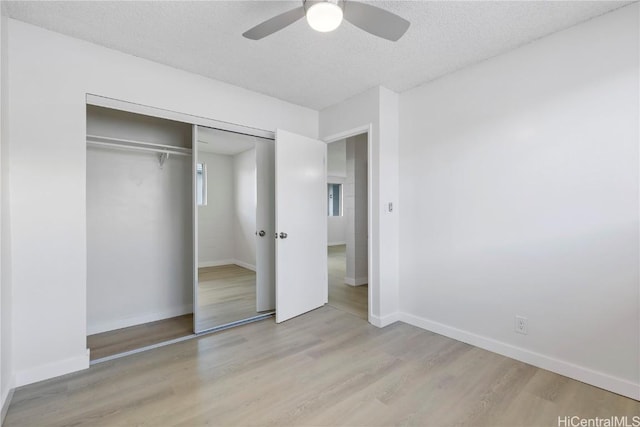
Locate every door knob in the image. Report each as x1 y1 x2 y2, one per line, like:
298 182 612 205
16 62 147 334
258 230 266 237
279 232 288 239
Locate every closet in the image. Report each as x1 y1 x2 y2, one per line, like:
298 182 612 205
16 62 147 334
86 106 194 360
86 96 329 361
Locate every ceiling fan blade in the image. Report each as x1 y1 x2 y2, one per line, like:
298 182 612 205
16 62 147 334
243 6 306 40
343 1 410 41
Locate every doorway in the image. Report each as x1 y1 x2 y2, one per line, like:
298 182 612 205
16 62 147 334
326 133 369 319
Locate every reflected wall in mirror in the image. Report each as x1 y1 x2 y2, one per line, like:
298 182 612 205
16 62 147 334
194 126 275 332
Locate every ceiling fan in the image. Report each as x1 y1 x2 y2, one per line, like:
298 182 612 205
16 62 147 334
242 0 410 42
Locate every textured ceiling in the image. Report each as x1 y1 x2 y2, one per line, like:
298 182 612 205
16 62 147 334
5 1 632 110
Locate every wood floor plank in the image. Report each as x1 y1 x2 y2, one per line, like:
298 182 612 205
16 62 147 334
6 305 639 427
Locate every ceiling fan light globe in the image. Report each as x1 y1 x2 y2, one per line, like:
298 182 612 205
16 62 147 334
306 2 343 32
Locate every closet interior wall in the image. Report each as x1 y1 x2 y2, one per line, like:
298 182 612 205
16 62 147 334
86 105 193 335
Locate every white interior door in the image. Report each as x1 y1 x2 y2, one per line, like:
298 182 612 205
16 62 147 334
275 129 327 323
256 138 275 312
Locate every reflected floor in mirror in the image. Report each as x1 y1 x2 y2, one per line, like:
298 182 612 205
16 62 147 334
197 264 261 332
328 245 368 320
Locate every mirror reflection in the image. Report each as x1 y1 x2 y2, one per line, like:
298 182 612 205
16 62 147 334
195 126 274 332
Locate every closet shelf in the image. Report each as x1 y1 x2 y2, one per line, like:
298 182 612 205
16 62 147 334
86 134 192 157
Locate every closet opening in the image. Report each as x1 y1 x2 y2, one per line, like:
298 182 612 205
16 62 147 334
85 102 278 362
86 105 195 361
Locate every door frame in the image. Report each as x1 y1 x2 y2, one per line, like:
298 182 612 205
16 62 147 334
323 124 373 325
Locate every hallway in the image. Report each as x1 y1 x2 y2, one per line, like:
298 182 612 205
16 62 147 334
327 245 368 319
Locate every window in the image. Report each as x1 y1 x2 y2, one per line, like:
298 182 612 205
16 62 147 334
196 162 207 206
328 183 342 216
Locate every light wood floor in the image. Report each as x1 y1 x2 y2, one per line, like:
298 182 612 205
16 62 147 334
6 305 639 426
89 249 363 361
328 245 368 319
88 264 259 360
87 314 194 361
197 264 260 332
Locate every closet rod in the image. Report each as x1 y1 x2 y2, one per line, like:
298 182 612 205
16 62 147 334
87 140 191 157
86 134 192 155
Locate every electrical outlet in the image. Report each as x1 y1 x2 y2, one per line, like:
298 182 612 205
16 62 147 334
515 316 528 335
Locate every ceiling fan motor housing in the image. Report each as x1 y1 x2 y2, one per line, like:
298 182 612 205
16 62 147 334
303 0 345 13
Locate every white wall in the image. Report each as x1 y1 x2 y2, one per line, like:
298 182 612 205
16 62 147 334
6 19 318 387
398 4 639 400
198 147 257 271
87 152 192 335
320 86 400 327
327 139 346 177
198 151 235 267
327 139 346 246
344 134 368 286
87 107 193 335
87 105 192 148
233 148 257 270
0 8 13 418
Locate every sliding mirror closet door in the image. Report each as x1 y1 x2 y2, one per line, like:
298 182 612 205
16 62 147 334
193 126 275 333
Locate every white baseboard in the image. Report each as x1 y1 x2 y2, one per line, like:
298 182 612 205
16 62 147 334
328 241 346 246
1 383 15 425
232 259 256 272
369 312 400 328
345 276 368 286
199 259 256 272
87 304 193 335
199 259 235 268
14 350 89 388
398 312 640 401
